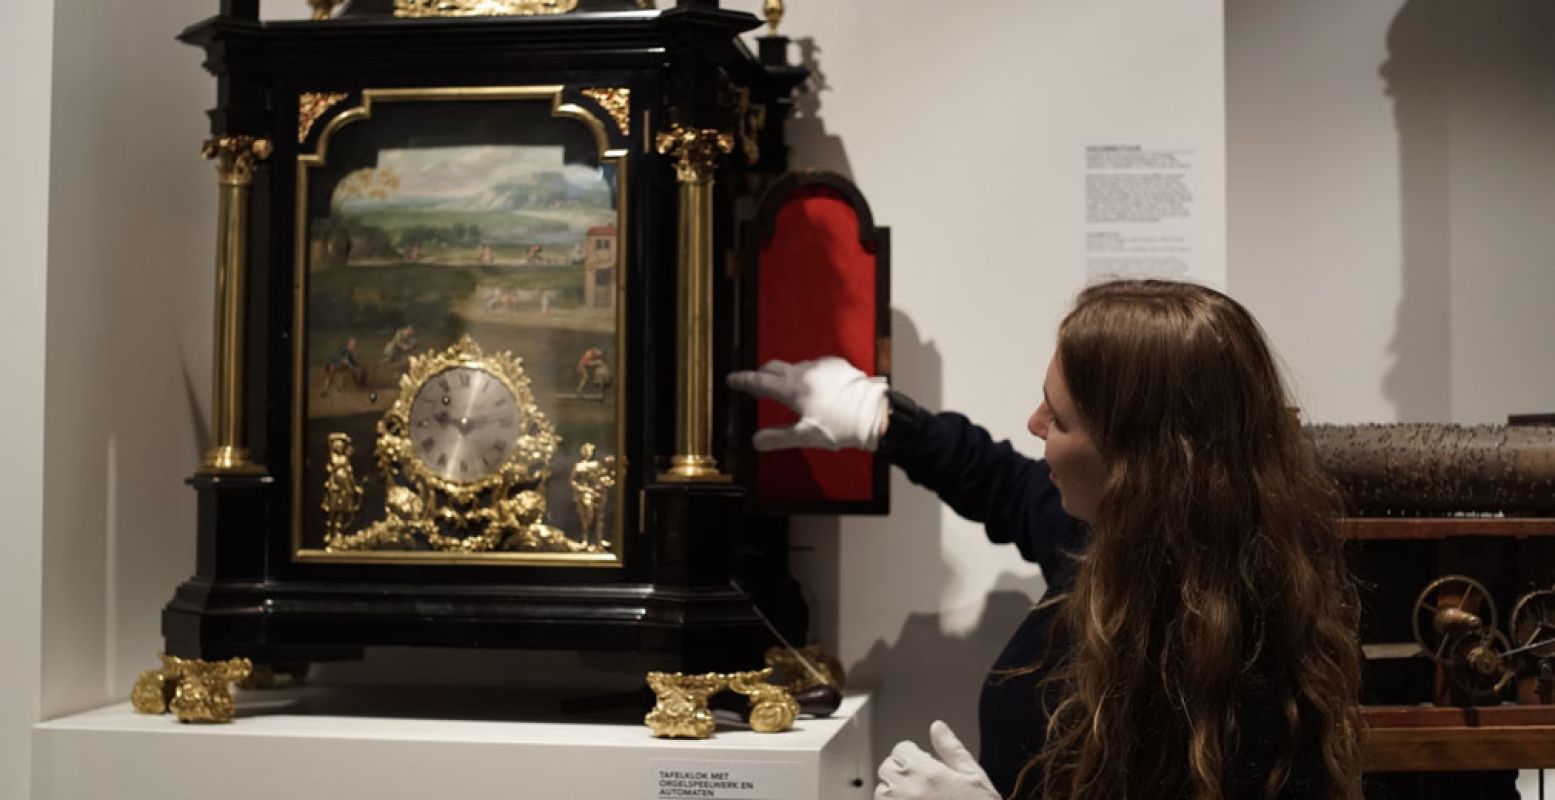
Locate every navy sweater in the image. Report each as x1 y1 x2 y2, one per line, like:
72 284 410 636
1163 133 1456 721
880 407 1326 799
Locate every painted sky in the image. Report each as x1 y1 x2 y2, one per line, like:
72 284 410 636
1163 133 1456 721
337 145 609 203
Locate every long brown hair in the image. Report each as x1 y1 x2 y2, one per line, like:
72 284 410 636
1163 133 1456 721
1023 280 1361 799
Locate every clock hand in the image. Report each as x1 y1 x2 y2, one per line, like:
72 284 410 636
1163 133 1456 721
459 414 509 430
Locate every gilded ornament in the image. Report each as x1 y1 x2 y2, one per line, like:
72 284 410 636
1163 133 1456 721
307 0 344 20
645 671 727 739
322 335 593 555
131 654 252 723
580 87 631 136
643 669 801 738
202 135 272 186
394 0 580 16
655 125 734 183
321 432 364 542
763 0 783 35
298 91 350 143
131 664 174 714
721 83 766 165
727 669 799 733
569 443 618 552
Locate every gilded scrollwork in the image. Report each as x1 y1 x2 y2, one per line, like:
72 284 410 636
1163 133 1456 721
580 87 631 137
655 125 734 183
720 83 766 166
643 669 800 738
131 654 253 723
323 335 593 555
645 671 727 739
394 0 580 17
299 92 350 144
202 135 272 187
727 668 800 733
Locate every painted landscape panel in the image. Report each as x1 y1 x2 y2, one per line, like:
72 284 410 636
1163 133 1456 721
298 97 622 557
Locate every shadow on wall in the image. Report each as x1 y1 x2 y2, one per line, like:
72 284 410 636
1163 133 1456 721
787 37 854 178
783 38 1050 766
791 310 1048 770
1379 0 1451 423
1381 0 1555 422
850 575 1045 770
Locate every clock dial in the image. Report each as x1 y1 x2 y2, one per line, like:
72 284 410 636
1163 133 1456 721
407 366 522 483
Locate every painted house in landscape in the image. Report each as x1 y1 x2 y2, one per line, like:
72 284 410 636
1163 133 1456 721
583 224 617 309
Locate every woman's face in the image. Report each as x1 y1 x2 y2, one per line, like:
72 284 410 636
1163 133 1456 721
1027 352 1107 523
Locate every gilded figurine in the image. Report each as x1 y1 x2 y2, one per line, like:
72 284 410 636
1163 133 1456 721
569 443 617 552
321 433 364 541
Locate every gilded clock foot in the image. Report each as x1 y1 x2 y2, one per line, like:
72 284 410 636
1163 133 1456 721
643 669 800 737
645 671 726 739
727 669 799 733
130 654 252 723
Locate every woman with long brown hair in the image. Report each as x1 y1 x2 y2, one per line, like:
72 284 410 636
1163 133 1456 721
729 279 1363 799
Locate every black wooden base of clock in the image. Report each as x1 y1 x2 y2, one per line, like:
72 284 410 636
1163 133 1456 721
164 478 810 675
163 580 796 672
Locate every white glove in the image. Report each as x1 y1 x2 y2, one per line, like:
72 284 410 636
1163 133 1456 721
726 357 888 452
875 720 1000 800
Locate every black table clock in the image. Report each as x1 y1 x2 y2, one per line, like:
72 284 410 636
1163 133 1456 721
135 0 892 721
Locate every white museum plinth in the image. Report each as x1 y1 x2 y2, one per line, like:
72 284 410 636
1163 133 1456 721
32 687 873 800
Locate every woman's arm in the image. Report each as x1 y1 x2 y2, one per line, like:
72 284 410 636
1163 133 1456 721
880 395 1087 583
727 359 1088 581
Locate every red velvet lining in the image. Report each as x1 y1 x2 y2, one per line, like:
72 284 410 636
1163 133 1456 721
755 187 877 502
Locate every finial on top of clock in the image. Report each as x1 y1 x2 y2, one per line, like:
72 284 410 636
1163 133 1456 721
763 0 782 35
307 0 344 19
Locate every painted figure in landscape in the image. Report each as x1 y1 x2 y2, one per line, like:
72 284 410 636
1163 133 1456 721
381 325 418 364
321 337 364 396
575 346 610 396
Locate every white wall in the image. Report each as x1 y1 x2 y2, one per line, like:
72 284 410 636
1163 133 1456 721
0 3 55 797
41 0 215 721
1229 0 1555 424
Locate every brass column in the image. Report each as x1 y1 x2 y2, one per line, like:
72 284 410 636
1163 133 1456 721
655 125 733 481
200 135 271 474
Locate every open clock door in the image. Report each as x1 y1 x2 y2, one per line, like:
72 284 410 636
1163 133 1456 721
736 171 891 514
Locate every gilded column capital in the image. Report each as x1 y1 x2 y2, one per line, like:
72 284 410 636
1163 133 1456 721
655 125 734 183
202 136 273 186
